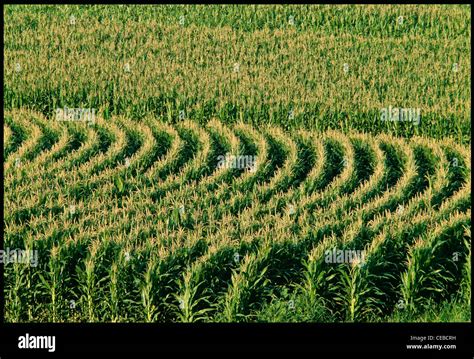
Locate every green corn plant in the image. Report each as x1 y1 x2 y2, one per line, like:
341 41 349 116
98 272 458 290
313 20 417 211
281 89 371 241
221 246 271 322
37 246 63 322
75 248 98 322
460 225 471 304
141 256 159 323
297 250 335 313
330 262 385 322
108 261 120 322
5 262 26 322
173 270 214 323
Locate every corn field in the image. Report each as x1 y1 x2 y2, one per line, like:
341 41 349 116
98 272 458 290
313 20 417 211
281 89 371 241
3 5 471 323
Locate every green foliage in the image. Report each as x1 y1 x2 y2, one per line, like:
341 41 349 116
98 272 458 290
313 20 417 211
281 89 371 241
3 4 471 323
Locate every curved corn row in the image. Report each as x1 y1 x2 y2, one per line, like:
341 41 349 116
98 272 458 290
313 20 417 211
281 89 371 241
4 113 43 174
